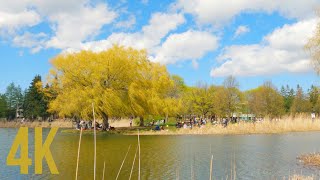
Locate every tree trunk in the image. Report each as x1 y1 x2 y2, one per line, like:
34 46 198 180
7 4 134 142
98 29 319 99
139 116 144 127
101 112 109 130
165 112 168 124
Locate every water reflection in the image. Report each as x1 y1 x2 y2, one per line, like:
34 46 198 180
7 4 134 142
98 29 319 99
1 129 320 179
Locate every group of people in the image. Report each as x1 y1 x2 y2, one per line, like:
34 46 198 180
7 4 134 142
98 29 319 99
76 120 101 130
176 117 208 129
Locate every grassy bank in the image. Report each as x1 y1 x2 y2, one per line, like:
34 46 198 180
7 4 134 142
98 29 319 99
133 117 320 135
0 120 73 128
3 116 320 136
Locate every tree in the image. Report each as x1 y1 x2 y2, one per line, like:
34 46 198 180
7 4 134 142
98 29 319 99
280 85 295 113
247 82 285 118
4 83 23 120
308 85 319 111
291 85 312 114
23 75 49 120
306 14 320 74
184 83 215 117
48 45 173 128
0 94 7 118
128 61 174 126
223 76 242 118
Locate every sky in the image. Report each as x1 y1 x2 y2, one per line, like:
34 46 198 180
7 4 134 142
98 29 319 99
0 0 320 93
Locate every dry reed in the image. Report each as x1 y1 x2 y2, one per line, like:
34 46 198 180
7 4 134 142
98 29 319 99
138 129 141 180
298 153 320 167
115 145 131 180
75 127 83 180
102 161 105 180
92 103 97 180
129 145 138 180
137 116 320 136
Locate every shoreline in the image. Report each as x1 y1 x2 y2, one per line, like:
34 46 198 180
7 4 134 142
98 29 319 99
2 118 320 136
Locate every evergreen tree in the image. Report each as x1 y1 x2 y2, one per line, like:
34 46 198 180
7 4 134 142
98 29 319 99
23 75 49 120
280 85 295 113
308 85 319 111
0 94 7 119
4 83 23 120
291 85 312 114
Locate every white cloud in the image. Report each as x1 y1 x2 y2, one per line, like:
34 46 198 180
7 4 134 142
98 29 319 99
80 12 185 51
0 0 117 50
150 30 219 65
0 10 41 34
13 32 48 53
176 0 319 26
77 13 219 66
115 15 136 29
234 25 250 38
45 3 117 49
211 18 318 77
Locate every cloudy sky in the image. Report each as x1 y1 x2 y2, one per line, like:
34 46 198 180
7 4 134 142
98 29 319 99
0 0 320 92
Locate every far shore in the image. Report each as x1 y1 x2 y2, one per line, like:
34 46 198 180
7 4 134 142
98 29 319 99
2 117 320 136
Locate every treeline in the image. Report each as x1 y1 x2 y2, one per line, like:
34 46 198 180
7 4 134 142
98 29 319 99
0 75 49 120
0 46 319 127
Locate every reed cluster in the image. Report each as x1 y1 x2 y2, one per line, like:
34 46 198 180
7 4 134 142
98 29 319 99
137 117 320 135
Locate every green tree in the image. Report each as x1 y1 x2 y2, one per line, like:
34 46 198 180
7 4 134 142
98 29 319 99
280 85 295 113
185 83 215 117
247 82 285 118
223 76 242 117
23 75 49 120
0 94 7 118
4 83 23 120
291 85 312 114
308 85 319 111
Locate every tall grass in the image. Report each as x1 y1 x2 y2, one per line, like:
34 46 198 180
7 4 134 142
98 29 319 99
137 115 320 135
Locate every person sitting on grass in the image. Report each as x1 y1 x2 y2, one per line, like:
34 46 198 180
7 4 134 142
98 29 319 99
154 125 161 131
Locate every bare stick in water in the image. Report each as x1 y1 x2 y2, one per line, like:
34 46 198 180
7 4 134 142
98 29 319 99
102 161 105 180
138 129 141 180
209 155 213 180
92 103 97 180
129 145 138 180
116 145 131 180
75 127 83 180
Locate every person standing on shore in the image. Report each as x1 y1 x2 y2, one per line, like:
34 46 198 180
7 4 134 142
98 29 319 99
311 112 316 122
130 117 133 127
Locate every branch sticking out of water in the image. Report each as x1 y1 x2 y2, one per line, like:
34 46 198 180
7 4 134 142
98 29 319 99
209 155 213 180
116 145 131 180
129 145 138 180
102 161 105 180
138 129 141 180
75 127 83 180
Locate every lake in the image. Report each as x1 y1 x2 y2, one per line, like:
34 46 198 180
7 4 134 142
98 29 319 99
1 128 320 180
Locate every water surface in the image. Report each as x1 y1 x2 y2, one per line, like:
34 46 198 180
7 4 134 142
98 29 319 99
1 128 320 179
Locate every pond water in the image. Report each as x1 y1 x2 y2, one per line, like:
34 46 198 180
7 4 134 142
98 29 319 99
1 128 320 180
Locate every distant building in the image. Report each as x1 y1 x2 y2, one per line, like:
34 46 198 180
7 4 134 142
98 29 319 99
239 114 255 121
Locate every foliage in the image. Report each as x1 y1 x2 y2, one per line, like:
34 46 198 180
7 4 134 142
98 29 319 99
0 94 7 118
23 75 49 120
47 45 175 127
4 83 23 119
247 81 285 118
291 85 312 114
280 85 295 113
306 15 320 74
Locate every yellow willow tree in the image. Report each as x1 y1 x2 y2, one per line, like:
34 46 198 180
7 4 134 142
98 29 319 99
128 61 175 126
306 13 320 74
47 46 148 129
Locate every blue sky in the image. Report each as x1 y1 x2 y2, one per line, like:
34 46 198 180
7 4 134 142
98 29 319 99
0 0 320 93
